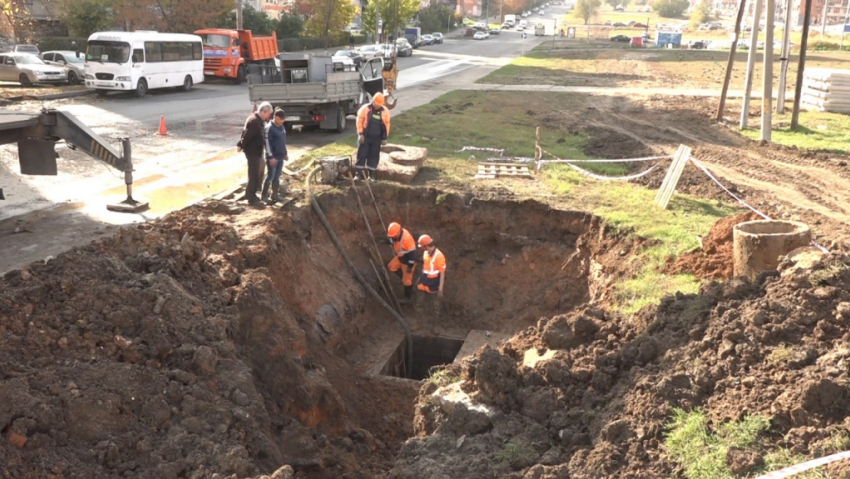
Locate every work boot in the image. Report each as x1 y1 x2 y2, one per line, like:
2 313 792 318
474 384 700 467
399 285 413 304
367 170 377 182
270 182 282 202
355 169 365 181
261 183 270 202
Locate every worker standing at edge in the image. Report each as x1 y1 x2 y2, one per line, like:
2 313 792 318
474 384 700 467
355 93 391 181
417 234 446 297
387 222 416 303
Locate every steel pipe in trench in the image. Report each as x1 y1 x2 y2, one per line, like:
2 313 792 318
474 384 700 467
306 167 414 378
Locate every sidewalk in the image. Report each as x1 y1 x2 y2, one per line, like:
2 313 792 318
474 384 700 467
462 83 769 98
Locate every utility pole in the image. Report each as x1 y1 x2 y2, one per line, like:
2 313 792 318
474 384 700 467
841 0 850 49
792 0 814 129
740 0 763 128
236 0 243 29
821 0 829 34
762 0 776 141
777 0 794 113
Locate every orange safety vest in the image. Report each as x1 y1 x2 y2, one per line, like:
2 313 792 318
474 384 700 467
356 104 391 137
422 248 446 278
394 229 416 258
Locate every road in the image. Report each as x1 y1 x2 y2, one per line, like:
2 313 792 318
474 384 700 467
0 8 568 273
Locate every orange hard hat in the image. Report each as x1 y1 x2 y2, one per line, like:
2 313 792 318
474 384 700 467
387 222 401 237
373 92 385 107
418 234 433 247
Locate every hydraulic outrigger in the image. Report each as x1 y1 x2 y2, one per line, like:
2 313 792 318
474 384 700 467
0 108 148 212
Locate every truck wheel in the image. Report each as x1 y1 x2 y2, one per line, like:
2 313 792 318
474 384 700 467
182 75 193 92
334 105 346 133
135 78 148 97
233 66 245 85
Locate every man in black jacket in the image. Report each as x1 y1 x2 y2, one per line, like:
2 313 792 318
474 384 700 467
237 102 273 206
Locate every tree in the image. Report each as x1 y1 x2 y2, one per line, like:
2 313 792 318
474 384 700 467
573 0 600 24
419 3 455 32
653 0 688 18
360 0 417 40
276 13 304 38
150 0 233 32
302 0 356 46
59 0 114 37
224 5 275 34
689 0 711 27
604 0 618 9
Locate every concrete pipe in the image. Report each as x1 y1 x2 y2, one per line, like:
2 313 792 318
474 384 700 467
733 220 812 279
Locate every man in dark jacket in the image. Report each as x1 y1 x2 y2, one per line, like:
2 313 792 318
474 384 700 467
237 102 273 206
262 109 288 203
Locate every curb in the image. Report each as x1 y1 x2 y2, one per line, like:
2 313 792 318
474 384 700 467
3 88 96 103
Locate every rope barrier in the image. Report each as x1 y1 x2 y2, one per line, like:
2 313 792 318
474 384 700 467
754 450 850 479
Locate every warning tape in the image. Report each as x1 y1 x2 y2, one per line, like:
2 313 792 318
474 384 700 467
689 157 830 255
458 146 505 156
486 157 536 163
754 450 850 479
563 161 662 181
539 148 674 164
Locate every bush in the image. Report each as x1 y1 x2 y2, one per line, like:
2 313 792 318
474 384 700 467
277 34 367 52
809 41 850 51
36 36 88 52
654 0 689 17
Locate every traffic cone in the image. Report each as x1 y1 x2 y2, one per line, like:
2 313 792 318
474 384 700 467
158 115 168 136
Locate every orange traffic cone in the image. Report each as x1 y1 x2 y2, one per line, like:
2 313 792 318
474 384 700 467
158 115 168 136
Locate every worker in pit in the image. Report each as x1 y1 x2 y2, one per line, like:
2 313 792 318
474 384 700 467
387 222 416 303
355 92 391 181
417 234 446 298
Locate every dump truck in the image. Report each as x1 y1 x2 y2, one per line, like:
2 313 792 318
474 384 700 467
194 28 278 84
0 109 147 212
247 53 390 133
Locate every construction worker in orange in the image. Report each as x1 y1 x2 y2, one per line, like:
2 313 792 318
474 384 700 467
387 222 416 303
355 93 391 181
417 234 446 298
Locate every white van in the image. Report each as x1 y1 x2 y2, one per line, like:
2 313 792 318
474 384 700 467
85 31 204 97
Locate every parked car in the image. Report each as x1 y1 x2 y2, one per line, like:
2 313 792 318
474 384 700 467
605 20 612 25
489 26 501 34
332 49 364 68
516 25 525 31
501 22 512 29
432 32 444 43
395 38 413 56
614 4 624 10
358 44 382 60
632 22 647 28
612 21 627 27
380 43 397 60
13 44 39 55
687 39 707 49
610 34 631 42
473 31 490 40
40 50 85 84
422 34 435 45
539 10 545 15
0 53 66 86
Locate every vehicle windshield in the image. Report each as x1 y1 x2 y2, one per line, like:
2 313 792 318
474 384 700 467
86 41 131 63
16 45 38 54
15 55 45 65
199 34 231 48
333 50 349 56
65 54 84 64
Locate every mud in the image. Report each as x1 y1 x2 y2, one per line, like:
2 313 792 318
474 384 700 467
667 212 761 280
394 255 850 478
0 184 634 478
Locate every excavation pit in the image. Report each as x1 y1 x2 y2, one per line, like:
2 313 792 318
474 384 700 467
382 335 466 380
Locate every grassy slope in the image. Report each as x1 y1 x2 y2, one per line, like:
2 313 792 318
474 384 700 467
298 90 738 312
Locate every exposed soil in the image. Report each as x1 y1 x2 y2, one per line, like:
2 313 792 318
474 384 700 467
393 255 850 478
0 184 636 478
667 212 761 280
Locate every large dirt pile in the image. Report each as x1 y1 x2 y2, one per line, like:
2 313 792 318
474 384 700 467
667 211 760 280
392 255 850 478
0 202 413 479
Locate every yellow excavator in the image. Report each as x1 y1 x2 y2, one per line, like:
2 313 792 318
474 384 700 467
381 42 398 109
360 41 399 110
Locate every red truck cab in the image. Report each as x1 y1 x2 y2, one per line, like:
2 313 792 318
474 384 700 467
194 28 278 84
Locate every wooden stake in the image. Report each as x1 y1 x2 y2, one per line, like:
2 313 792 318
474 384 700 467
792 0 814 130
740 0 763 129
534 126 541 164
716 0 749 121
761 0 776 141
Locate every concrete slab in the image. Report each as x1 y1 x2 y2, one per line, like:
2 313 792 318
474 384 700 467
377 144 427 184
453 330 512 365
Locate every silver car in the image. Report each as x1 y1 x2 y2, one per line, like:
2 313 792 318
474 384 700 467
0 53 66 86
41 50 85 84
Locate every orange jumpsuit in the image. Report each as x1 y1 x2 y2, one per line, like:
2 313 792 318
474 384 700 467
388 228 416 287
418 248 446 293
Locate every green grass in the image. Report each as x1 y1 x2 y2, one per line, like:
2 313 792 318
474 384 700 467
741 110 850 155
495 439 540 468
427 367 462 387
665 408 771 479
304 90 738 313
